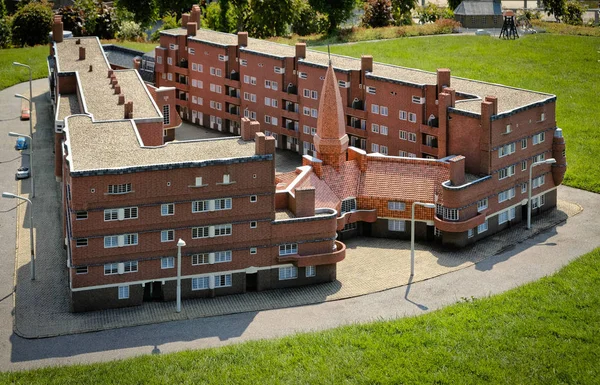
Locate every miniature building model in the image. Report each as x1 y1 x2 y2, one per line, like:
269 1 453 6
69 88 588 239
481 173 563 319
47 4 566 312
454 0 504 29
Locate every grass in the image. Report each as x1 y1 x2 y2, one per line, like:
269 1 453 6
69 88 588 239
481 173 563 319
2 247 599 383
0 45 51 90
321 34 600 193
532 21 600 37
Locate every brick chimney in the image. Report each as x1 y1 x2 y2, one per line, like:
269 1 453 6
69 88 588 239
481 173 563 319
79 46 86 60
124 101 134 119
255 132 275 156
302 155 323 179
240 117 260 141
187 22 197 37
115 84 121 94
361 55 373 73
190 4 201 26
238 32 248 47
484 95 498 116
118 94 125 105
448 155 466 186
181 13 190 27
295 43 306 59
111 79 118 88
437 68 451 90
89 64 93 72
108 69 113 78
52 15 64 43
293 187 316 218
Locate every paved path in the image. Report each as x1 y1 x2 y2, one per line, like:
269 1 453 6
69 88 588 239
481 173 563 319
0 80 599 371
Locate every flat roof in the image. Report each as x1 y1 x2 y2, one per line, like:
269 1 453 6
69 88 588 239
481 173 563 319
58 94 80 121
54 37 161 121
65 115 258 173
161 26 554 115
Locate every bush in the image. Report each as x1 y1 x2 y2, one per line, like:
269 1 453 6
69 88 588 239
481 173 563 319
434 18 461 33
201 1 222 31
416 3 453 24
116 20 145 41
362 0 393 28
563 1 585 25
0 16 11 48
291 0 327 35
11 0 52 47
58 6 85 36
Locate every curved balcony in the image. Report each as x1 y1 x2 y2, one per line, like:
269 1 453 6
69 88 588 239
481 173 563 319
278 240 346 267
336 209 377 231
434 210 487 233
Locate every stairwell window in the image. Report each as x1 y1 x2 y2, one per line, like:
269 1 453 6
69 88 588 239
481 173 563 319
75 211 88 220
107 183 131 195
76 238 88 247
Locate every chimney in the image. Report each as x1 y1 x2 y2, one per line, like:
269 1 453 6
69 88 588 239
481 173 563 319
124 101 134 119
181 13 190 27
437 68 451 90
361 55 373 73
187 22 197 37
302 155 323 179
294 187 316 218
449 155 466 186
111 79 118 88
238 32 248 47
115 85 121 94
52 15 64 43
295 43 306 59
79 46 86 60
108 69 113 78
255 132 275 156
89 65 93 72
190 4 201 26
484 95 498 116
76 38 81 45
133 58 141 70
118 94 125 105
240 117 260 141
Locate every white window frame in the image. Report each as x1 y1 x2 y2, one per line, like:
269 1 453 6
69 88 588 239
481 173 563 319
118 285 129 299
306 265 316 277
279 243 298 256
161 230 174 242
161 257 175 269
215 274 232 288
279 266 298 280
477 220 488 234
388 201 406 211
388 219 405 232
191 277 209 291
408 113 417 123
477 198 488 212
161 203 174 216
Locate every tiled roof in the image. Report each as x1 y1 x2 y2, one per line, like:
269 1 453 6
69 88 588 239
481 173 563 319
454 0 502 16
298 173 340 210
316 64 347 141
322 161 361 200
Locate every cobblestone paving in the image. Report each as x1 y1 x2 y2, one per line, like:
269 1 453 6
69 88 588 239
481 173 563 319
11 89 583 338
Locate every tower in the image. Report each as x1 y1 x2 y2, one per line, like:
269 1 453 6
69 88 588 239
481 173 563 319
499 10 519 40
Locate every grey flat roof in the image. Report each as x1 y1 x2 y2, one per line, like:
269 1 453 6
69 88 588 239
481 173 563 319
58 94 80 121
454 0 502 16
65 115 258 173
54 37 161 121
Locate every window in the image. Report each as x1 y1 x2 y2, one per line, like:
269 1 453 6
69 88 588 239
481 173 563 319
303 125 310 134
521 138 527 149
468 228 474 238
250 195 258 203
408 153 417 158
477 198 488 212
215 250 232 263
249 221 257 229
107 183 131 195
477 220 488 234
76 238 88 247
311 108 318 118
265 115 271 124
388 201 406 211
388 220 405 232
191 63 198 71
371 104 379 114
412 96 424 104
215 274 232 287
540 113 546 122
190 254 208 266
399 111 407 120
214 224 232 236
505 124 512 134
274 66 284 74
161 230 174 242
303 89 310 98
167 73 173 81
191 277 209 291
341 198 357 214
532 175 545 189
303 106 310 116
380 146 388 155
161 203 174 216
104 236 118 248
103 207 138 222
498 165 515 180
75 211 88 220
192 226 209 239
104 263 118 275
522 182 528 194
533 132 545 145
167 57 173 65
380 106 388 116
443 208 459 221
498 187 516 203
311 90 318 100
371 123 379 133
533 153 545 163
498 142 516 158
532 194 546 209
76 266 88 274
157 56 162 64
306 265 316 277
123 261 137 273
215 198 232 210
218 54 227 61
408 113 417 123
408 133 417 142
192 200 208 213
279 243 298 256
399 130 407 140
338 80 350 88
371 143 379 153
366 86 376 94
521 160 527 171
498 207 516 225
399 151 408 157
279 266 298 280
250 247 257 254
380 126 388 136
118 285 129 300
161 257 174 269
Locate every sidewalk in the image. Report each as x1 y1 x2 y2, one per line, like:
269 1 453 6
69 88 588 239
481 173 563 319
10 83 583 338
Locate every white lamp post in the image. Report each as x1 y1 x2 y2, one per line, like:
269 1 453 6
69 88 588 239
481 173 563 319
176 238 186 313
527 158 556 229
13 94 35 198
2 192 35 280
8 132 34 199
411 201 436 277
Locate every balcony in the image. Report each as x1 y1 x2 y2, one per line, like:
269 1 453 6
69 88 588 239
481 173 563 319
281 107 299 121
278 241 346 267
420 124 439 136
175 81 189 93
421 143 438 156
172 60 189 75
224 74 240 88
434 211 487 233
346 100 367 119
336 209 377 231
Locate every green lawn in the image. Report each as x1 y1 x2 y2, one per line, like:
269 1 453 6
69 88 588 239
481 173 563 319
2 247 599 384
322 34 600 193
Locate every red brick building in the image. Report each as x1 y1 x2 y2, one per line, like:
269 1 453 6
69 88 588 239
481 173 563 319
48 17 344 312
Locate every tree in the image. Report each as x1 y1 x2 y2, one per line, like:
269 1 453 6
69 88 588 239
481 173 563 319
563 0 585 25
0 0 7 18
447 0 462 12
416 3 453 24
391 0 416 25
0 16 11 48
308 0 357 33
201 1 224 30
116 0 158 28
246 0 294 38
291 0 327 35
11 0 52 47
151 12 179 41
542 0 566 22
73 0 99 36
362 0 393 28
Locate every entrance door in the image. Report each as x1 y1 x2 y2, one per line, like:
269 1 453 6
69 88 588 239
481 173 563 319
143 281 164 301
246 273 258 292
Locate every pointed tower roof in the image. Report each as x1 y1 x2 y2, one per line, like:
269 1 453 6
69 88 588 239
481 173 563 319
314 63 349 169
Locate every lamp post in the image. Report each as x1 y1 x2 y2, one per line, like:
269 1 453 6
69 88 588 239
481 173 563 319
176 238 186 313
527 158 556 230
13 62 32 124
13 95 34 199
8 132 34 199
2 192 35 280
411 202 436 277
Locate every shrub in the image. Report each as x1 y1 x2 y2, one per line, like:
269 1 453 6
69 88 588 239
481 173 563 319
94 4 117 39
58 6 85 36
11 0 52 47
434 18 461 33
201 1 222 31
563 1 585 25
291 0 328 35
116 20 145 41
362 0 393 28
0 16 11 48
416 4 453 24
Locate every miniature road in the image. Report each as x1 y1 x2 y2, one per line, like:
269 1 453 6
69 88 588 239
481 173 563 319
0 80 599 371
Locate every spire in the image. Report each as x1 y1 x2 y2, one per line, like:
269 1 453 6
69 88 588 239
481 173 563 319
313 61 349 169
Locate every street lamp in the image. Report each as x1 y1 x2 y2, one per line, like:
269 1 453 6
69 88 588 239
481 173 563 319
2 192 35 280
13 63 32 126
8 132 34 199
411 201 436 277
527 158 556 229
14 94 34 199
176 238 186 313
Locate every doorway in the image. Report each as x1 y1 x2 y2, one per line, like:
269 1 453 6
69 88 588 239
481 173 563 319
246 273 258 292
143 281 164 301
